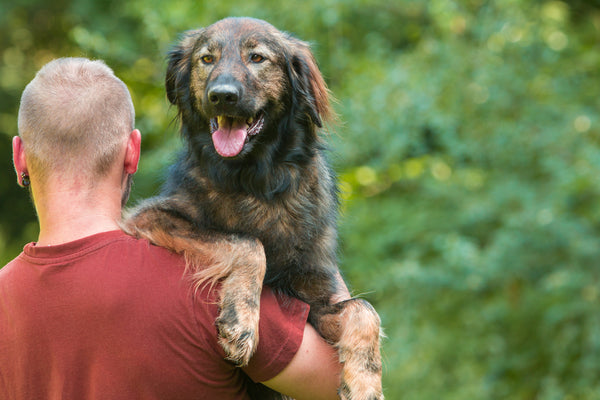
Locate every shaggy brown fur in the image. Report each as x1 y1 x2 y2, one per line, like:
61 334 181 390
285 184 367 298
123 17 382 400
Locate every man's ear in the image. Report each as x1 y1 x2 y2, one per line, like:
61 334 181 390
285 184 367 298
12 136 28 187
124 129 141 175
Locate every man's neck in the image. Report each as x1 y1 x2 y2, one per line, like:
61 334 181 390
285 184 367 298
36 214 121 247
33 182 123 247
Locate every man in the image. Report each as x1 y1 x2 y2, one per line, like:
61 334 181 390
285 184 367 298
0 57 345 399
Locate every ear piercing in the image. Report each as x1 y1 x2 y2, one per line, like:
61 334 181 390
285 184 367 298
21 173 30 187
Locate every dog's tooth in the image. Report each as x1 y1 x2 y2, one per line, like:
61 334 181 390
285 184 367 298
247 117 254 125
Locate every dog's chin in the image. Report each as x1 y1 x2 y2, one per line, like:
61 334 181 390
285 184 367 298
209 112 265 159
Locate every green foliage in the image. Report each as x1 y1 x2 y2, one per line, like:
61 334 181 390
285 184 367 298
1 0 600 398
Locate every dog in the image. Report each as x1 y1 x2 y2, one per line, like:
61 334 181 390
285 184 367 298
123 17 383 400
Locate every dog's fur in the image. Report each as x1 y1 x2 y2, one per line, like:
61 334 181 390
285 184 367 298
123 17 382 400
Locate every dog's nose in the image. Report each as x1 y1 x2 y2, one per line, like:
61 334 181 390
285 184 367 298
208 84 240 106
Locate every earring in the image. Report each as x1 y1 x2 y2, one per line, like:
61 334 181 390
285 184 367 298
21 173 30 187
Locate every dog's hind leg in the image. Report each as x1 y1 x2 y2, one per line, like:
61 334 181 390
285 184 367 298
314 299 384 400
122 199 266 366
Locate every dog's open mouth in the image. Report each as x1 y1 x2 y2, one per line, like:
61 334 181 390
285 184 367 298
210 113 265 158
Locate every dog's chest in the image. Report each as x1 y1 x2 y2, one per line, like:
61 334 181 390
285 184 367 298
208 190 307 242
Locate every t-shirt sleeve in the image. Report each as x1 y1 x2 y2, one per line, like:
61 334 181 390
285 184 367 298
192 284 310 384
243 289 309 383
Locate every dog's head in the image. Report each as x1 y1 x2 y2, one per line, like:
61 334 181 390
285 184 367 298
166 17 333 160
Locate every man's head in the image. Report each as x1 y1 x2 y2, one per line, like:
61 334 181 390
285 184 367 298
14 57 138 204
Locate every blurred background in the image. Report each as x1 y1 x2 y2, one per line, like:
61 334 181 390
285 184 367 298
1 0 600 398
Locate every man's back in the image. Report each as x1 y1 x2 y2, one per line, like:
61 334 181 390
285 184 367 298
0 230 308 399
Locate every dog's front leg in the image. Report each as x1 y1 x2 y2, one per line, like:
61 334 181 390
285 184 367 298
199 235 266 366
314 299 384 400
122 201 265 366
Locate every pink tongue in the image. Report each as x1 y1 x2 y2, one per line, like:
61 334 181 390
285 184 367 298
211 119 248 157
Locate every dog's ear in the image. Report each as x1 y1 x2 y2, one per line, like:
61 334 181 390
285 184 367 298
166 29 203 105
285 38 334 128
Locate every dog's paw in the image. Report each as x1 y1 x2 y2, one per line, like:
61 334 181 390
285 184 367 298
211 236 265 366
338 378 384 400
334 299 384 400
216 314 258 366
338 352 384 400
215 296 260 366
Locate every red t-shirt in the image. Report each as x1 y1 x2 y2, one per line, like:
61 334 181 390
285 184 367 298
0 230 309 399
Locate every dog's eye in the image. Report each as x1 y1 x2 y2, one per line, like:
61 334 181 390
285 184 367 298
250 53 265 63
201 55 214 65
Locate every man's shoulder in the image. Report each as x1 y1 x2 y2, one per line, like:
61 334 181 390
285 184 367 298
0 255 23 277
113 230 178 254
104 230 187 268
0 230 187 275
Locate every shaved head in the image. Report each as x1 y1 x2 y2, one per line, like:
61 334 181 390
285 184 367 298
18 58 135 183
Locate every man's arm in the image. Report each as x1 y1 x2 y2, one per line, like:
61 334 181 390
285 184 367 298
262 322 342 400
263 270 352 400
